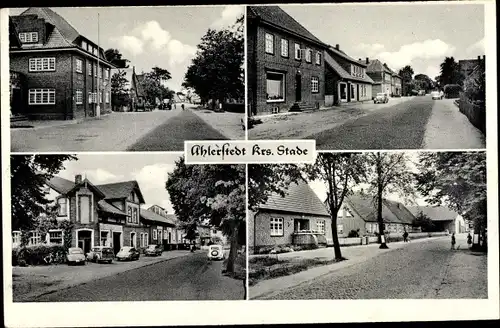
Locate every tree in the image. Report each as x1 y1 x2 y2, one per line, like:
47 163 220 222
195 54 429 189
414 74 435 92
302 154 366 260
363 152 415 249
11 155 76 232
398 65 414 95
166 158 245 273
415 152 486 250
111 70 129 111
183 14 244 108
104 48 129 68
412 211 435 232
141 66 174 104
437 57 463 86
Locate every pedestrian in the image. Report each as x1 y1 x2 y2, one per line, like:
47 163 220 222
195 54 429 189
403 230 408 243
467 233 472 248
181 103 185 110
451 232 456 250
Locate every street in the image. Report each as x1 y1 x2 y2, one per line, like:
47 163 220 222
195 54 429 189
10 105 233 152
31 252 244 302
309 96 485 150
256 235 487 300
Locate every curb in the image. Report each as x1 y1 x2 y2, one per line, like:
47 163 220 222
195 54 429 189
16 252 192 302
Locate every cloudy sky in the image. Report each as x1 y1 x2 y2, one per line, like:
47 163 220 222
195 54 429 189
281 3 484 79
10 6 244 91
55 153 183 213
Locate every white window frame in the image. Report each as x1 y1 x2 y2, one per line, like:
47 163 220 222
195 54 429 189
29 58 55 72
311 76 319 93
88 62 92 76
99 91 103 104
316 220 325 234
305 48 312 63
294 43 301 60
265 33 274 54
153 229 158 240
19 32 38 43
100 230 110 246
105 68 110 80
266 71 285 103
99 66 102 79
48 229 63 245
76 58 83 73
270 217 284 237
94 64 97 77
82 40 87 50
29 231 42 246
57 197 68 216
280 38 289 57
28 89 55 105
130 232 137 247
316 52 322 65
12 231 21 247
76 192 94 224
105 91 110 104
75 90 83 105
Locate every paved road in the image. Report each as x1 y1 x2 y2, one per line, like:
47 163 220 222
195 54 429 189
258 236 487 300
33 252 244 302
309 96 484 150
127 109 227 151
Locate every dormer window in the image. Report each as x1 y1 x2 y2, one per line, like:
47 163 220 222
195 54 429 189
82 40 87 50
19 32 38 43
93 47 97 56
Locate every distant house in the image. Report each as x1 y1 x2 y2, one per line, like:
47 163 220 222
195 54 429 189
247 6 328 115
386 66 402 97
408 206 468 234
366 58 394 97
9 7 114 120
459 55 485 80
140 205 182 250
248 179 332 254
324 45 374 105
129 67 146 111
336 193 417 237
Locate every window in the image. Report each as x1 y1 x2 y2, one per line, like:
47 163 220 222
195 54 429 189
127 207 132 223
82 40 87 50
29 231 42 246
105 68 110 80
12 231 21 247
133 208 138 223
99 91 103 104
316 52 322 65
145 233 149 244
305 48 312 63
93 47 97 56
19 32 38 43
153 230 157 240
270 217 284 236
78 195 91 224
316 220 325 234
88 92 93 104
99 67 102 79
280 39 288 57
265 33 274 54
339 82 347 102
100 231 109 246
49 230 63 245
57 197 67 216
29 89 55 105
76 58 83 73
266 72 285 102
337 224 344 234
105 92 110 104
75 90 83 105
311 76 319 93
93 64 97 77
294 43 301 60
88 62 92 76
29 58 55 72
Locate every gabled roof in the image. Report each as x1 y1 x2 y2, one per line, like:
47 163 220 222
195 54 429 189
131 69 146 98
140 209 177 226
383 199 416 225
407 206 459 222
67 178 106 198
345 193 413 224
325 51 374 84
46 176 75 194
259 179 330 217
328 46 368 67
366 59 393 74
97 200 127 216
21 7 80 43
9 17 22 48
248 6 326 48
97 181 146 204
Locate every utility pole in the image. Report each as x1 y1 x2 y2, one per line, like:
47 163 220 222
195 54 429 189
96 13 101 118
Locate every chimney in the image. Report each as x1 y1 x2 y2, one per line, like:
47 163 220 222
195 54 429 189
335 44 339 50
483 55 485 61
366 57 369 64
477 55 480 61
358 58 361 61
75 174 82 184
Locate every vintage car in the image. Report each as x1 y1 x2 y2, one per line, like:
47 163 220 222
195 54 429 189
431 90 444 100
116 247 140 261
66 247 86 265
373 93 389 104
207 244 225 261
86 246 114 264
144 244 164 257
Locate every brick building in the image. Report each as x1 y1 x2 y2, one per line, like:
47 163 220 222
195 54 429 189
366 58 394 96
248 179 332 254
459 55 485 79
9 7 114 120
247 6 327 116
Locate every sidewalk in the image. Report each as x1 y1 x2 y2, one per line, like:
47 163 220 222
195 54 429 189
11 250 191 302
422 99 485 149
189 106 245 140
249 236 447 299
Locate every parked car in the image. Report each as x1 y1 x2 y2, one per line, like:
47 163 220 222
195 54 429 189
67 247 86 265
207 244 225 261
116 247 140 261
144 244 163 256
374 93 389 104
86 246 114 264
418 90 426 96
431 91 443 100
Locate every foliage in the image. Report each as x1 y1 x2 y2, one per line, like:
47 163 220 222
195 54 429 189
111 70 130 110
104 48 130 68
463 60 485 103
14 244 67 266
398 65 414 95
414 74 435 92
415 152 486 247
248 164 303 211
183 15 244 106
11 155 76 231
347 229 360 238
437 57 463 86
302 153 367 260
443 84 462 98
412 211 436 232
166 158 245 273
141 67 174 104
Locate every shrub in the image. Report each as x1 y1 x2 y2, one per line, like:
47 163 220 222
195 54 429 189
444 84 462 98
347 230 359 238
14 244 67 266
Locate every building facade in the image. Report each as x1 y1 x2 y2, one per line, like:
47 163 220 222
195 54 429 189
247 6 327 116
408 206 468 234
9 7 114 120
366 58 394 96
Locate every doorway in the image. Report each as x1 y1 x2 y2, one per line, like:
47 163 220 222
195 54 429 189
130 232 136 247
295 73 302 102
77 230 92 254
10 88 23 115
113 232 122 255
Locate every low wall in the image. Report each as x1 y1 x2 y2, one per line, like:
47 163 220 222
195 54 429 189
458 93 485 134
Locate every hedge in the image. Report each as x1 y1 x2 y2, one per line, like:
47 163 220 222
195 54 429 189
13 244 67 266
444 84 462 99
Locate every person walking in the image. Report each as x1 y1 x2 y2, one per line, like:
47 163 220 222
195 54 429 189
467 232 472 248
451 233 456 250
181 103 185 111
403 230 409 243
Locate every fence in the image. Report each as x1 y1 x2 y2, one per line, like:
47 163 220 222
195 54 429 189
459 92 486 134
335 231 449 247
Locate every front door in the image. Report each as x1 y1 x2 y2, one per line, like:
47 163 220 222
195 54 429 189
10 88 23 115
295 73 302 102
113 232 121 255
130 232 136 247
77 230 92 254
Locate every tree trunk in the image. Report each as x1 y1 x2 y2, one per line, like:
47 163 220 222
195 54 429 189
225 225 239 273
330 209 343 260
376 154 388 249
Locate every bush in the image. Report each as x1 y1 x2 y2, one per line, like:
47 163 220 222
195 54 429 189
347 230 359 238
14 244 67 266
444 84 462 99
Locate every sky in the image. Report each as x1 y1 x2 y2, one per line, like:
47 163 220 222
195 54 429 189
281 3 485 80
9 6 245 92
55 153 183 214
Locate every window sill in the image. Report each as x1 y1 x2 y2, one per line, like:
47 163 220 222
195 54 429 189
267 99 285 103
270 234 284 237
29 103 56 106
